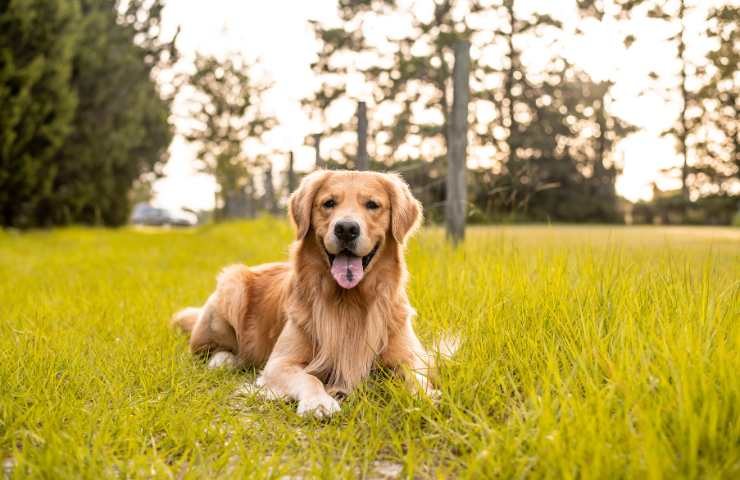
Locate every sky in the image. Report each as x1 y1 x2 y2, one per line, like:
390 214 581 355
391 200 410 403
154 0 719 211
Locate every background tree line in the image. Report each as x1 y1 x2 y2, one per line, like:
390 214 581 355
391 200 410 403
302 0 738 224
1 0 737 228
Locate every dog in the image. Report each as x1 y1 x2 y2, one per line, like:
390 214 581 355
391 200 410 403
172 170 437 417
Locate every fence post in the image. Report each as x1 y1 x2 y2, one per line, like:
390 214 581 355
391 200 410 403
313 133 324 169
356 101 369 171
445 40 470 245
263 162 278 215
287 151 296 194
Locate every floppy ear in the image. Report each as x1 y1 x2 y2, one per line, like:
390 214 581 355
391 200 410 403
289 170 331 240
386 173 423 245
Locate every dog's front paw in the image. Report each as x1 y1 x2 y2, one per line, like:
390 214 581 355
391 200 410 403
207 351 238 369
410 373 440 401
297 393 340 418
426 387 442 403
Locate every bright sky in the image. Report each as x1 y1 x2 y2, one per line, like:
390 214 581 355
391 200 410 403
154 0 718 211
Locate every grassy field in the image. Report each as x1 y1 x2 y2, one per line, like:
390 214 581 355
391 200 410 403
1 220 738 479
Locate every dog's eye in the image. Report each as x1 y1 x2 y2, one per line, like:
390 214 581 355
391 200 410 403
322 199 336 209
366 200 380 210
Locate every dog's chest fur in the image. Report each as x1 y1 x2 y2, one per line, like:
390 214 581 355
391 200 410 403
294 290 402 393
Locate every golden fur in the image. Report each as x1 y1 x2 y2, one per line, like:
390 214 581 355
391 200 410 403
172 170 435 416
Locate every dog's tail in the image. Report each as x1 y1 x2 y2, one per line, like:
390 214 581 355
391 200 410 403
171 307 201 334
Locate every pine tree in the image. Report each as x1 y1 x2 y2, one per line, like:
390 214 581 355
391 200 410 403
0 0 79 227
44 0 176 226
0 0 176 227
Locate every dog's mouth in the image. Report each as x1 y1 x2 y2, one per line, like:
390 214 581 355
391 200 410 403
325 243 379 289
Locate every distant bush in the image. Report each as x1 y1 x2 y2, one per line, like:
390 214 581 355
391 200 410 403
632 193 739 225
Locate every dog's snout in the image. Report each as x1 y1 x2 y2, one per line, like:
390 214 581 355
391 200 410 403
334 220 360 244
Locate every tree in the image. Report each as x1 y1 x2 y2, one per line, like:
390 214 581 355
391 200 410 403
495 57 634 222
631 0 737 202
0 0 178 227
184 54 274 218
651 0 694 200
475 0 567 214
305 0 478 167
42 0 177 226
477 2 635 220
639 0 713 201
694 4 738 194
0 0 79 227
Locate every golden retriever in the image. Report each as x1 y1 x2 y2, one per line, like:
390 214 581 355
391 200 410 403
172 170 436 417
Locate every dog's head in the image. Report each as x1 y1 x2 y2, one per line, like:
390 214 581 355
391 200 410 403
289 170 422 289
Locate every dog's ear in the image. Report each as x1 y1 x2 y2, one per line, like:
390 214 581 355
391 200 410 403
385 173 423 245
289 170 331 240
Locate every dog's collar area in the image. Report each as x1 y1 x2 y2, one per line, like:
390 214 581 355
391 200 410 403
324 243 380 271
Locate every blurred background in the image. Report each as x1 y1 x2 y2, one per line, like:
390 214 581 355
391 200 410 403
1 0 737 230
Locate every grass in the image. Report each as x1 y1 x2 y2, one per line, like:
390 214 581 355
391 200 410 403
1 219 738 479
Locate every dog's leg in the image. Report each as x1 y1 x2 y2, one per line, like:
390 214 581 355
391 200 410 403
381 319 440 400
188 294 240 368
256 321 340 418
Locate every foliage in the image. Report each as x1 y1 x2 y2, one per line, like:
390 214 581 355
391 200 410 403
482 61 634 222
640 0 738 199
633 192 739 225
0 0 79 227
694 4 739 194
184 54 274 218
45 0 176 226
1 221 738 476
0 0 175 228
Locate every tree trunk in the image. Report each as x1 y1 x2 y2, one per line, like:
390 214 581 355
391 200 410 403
503 0 521 210
445 40 470 245
595 93 608 189
224 189 250 219
678 0 690 201
313 133 324 169
356 101 369 170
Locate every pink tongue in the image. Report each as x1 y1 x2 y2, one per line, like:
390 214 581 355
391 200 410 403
330 253 365 289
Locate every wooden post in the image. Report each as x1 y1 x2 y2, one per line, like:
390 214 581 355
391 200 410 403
246 179 257 218
356 101 369 171
313 133 324 169
287 151 296 194
445 40 470 245
214 190 220 221
263 162 278 215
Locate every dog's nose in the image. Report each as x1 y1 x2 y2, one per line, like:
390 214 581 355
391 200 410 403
334 220 360 244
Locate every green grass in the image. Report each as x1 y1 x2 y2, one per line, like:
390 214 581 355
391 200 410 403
1 219 738 478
